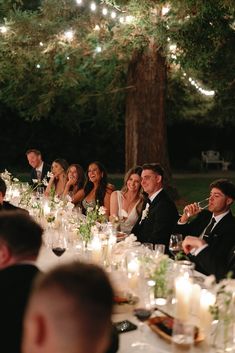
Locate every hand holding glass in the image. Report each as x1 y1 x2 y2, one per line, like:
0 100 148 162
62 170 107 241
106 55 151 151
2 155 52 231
184 198 209 217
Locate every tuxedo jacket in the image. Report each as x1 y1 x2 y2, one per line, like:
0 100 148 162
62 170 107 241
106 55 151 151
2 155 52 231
0 201 28 214
131 189 179 250
175 210 235 280
0 264 40 353
30 162 51 185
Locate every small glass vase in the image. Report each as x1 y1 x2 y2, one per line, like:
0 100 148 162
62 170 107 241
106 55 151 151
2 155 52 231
211 319 235 353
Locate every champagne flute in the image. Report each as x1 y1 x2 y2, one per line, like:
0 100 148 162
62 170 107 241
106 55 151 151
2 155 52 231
184 197 209 217
169 234 183 259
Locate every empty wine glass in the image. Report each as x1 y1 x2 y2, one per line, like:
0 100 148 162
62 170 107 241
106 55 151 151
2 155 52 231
169 234 183 259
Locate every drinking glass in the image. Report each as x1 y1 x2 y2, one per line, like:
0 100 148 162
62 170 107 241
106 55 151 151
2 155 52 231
172 319 194 353
131 295 154 351
154 244 165 256
51 232 67 260
184 197 209 217
142 243 154 251
169 234 183 259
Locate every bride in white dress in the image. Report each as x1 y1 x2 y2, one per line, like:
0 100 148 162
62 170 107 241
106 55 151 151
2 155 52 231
110 166 143 234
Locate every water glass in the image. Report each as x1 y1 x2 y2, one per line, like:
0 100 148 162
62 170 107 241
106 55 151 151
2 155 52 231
154 244 165 256
143 242 154 251
172 319 194 353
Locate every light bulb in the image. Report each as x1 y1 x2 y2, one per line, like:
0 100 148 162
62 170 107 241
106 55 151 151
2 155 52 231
64 30 74 41
102 8 108 16
90 2 96 11
111 11 116 19
76 0 82 4
0 25 7 33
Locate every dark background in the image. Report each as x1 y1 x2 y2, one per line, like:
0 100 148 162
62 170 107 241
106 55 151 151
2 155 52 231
1 107 234 174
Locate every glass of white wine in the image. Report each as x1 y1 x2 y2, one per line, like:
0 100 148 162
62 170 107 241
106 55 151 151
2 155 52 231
184 197 209 217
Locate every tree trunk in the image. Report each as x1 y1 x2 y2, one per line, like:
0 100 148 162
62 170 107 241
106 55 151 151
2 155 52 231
125 42 171 182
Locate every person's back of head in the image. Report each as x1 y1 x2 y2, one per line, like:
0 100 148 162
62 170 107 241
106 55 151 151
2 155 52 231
0 211 43 268
22 262 114 353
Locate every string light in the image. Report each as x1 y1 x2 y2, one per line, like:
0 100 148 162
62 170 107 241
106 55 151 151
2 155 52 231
162 5 170 16
36 64 41 68
102 8 108 16
0 25 8 33
64 30 74 41
96 46 102 53
184 72 215 97
39 41 43 46
90 2 96 11
76 0 83 4
111 11 116 19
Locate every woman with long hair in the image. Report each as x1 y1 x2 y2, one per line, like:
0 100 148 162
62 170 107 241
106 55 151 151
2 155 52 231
82 161 114 216
63 164 85 204
45 158 68 197
110 166 143 234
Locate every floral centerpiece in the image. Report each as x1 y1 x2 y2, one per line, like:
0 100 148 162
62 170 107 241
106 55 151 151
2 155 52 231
77 203 107 245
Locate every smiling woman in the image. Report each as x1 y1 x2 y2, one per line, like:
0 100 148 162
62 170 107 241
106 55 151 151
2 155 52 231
109 166 143 234
81 161 114 217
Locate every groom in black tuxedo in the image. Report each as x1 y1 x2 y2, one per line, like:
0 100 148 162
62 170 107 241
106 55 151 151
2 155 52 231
179 179 235 281
0 211 43 353
132 163 179 251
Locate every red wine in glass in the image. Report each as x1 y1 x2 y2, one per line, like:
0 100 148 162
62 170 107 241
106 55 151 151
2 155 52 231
52 247 66 257
133 308 152 322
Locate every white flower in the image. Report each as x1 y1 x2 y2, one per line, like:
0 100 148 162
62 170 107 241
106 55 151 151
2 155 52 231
139 203 150 224
42 178 49 186
47 171 54 178
98 206 106 216
32 179 38 184
13 177 19 182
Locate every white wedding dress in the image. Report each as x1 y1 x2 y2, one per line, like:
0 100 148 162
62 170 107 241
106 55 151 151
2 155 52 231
116 191 140 234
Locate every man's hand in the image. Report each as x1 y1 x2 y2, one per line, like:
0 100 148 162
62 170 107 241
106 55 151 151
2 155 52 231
182 236 206 254
179 203 201 223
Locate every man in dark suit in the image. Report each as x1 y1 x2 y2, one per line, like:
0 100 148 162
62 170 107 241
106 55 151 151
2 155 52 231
132 163 179 250
26 148 50 186
180 179 235 281
0 211 43 353
0 176 26 211
22 262 117 353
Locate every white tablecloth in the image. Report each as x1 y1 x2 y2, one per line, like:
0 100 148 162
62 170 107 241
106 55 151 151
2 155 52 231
36 246 214 353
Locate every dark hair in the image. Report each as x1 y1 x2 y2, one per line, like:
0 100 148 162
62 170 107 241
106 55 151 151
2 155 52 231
121 166 142 193
32 262 114 342
0 177 7 197
67 164 85 190
25 149 41 156
0 211 43 258
53 158 69 172
142 163 164 179
84 161 108 206
210 179 235 200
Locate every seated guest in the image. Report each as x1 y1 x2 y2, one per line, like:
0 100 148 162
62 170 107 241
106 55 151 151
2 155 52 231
45 158 68 198
0 211 43 353
26 149 50 185
62 163 85 204
0 177 26 212
180 179 235 281
132 163 179 250
82 161 114 216
22 262 118 353
110 166 143 234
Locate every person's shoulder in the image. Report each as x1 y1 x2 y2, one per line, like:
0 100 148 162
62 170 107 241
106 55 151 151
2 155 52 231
107 183 115 194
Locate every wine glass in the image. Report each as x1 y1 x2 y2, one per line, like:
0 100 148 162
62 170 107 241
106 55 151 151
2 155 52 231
51 232 67 260
184 197 209 217
169 234 183 259
130 281 154 351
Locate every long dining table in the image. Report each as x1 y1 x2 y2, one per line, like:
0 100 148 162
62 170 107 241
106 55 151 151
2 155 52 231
36 245 215 353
